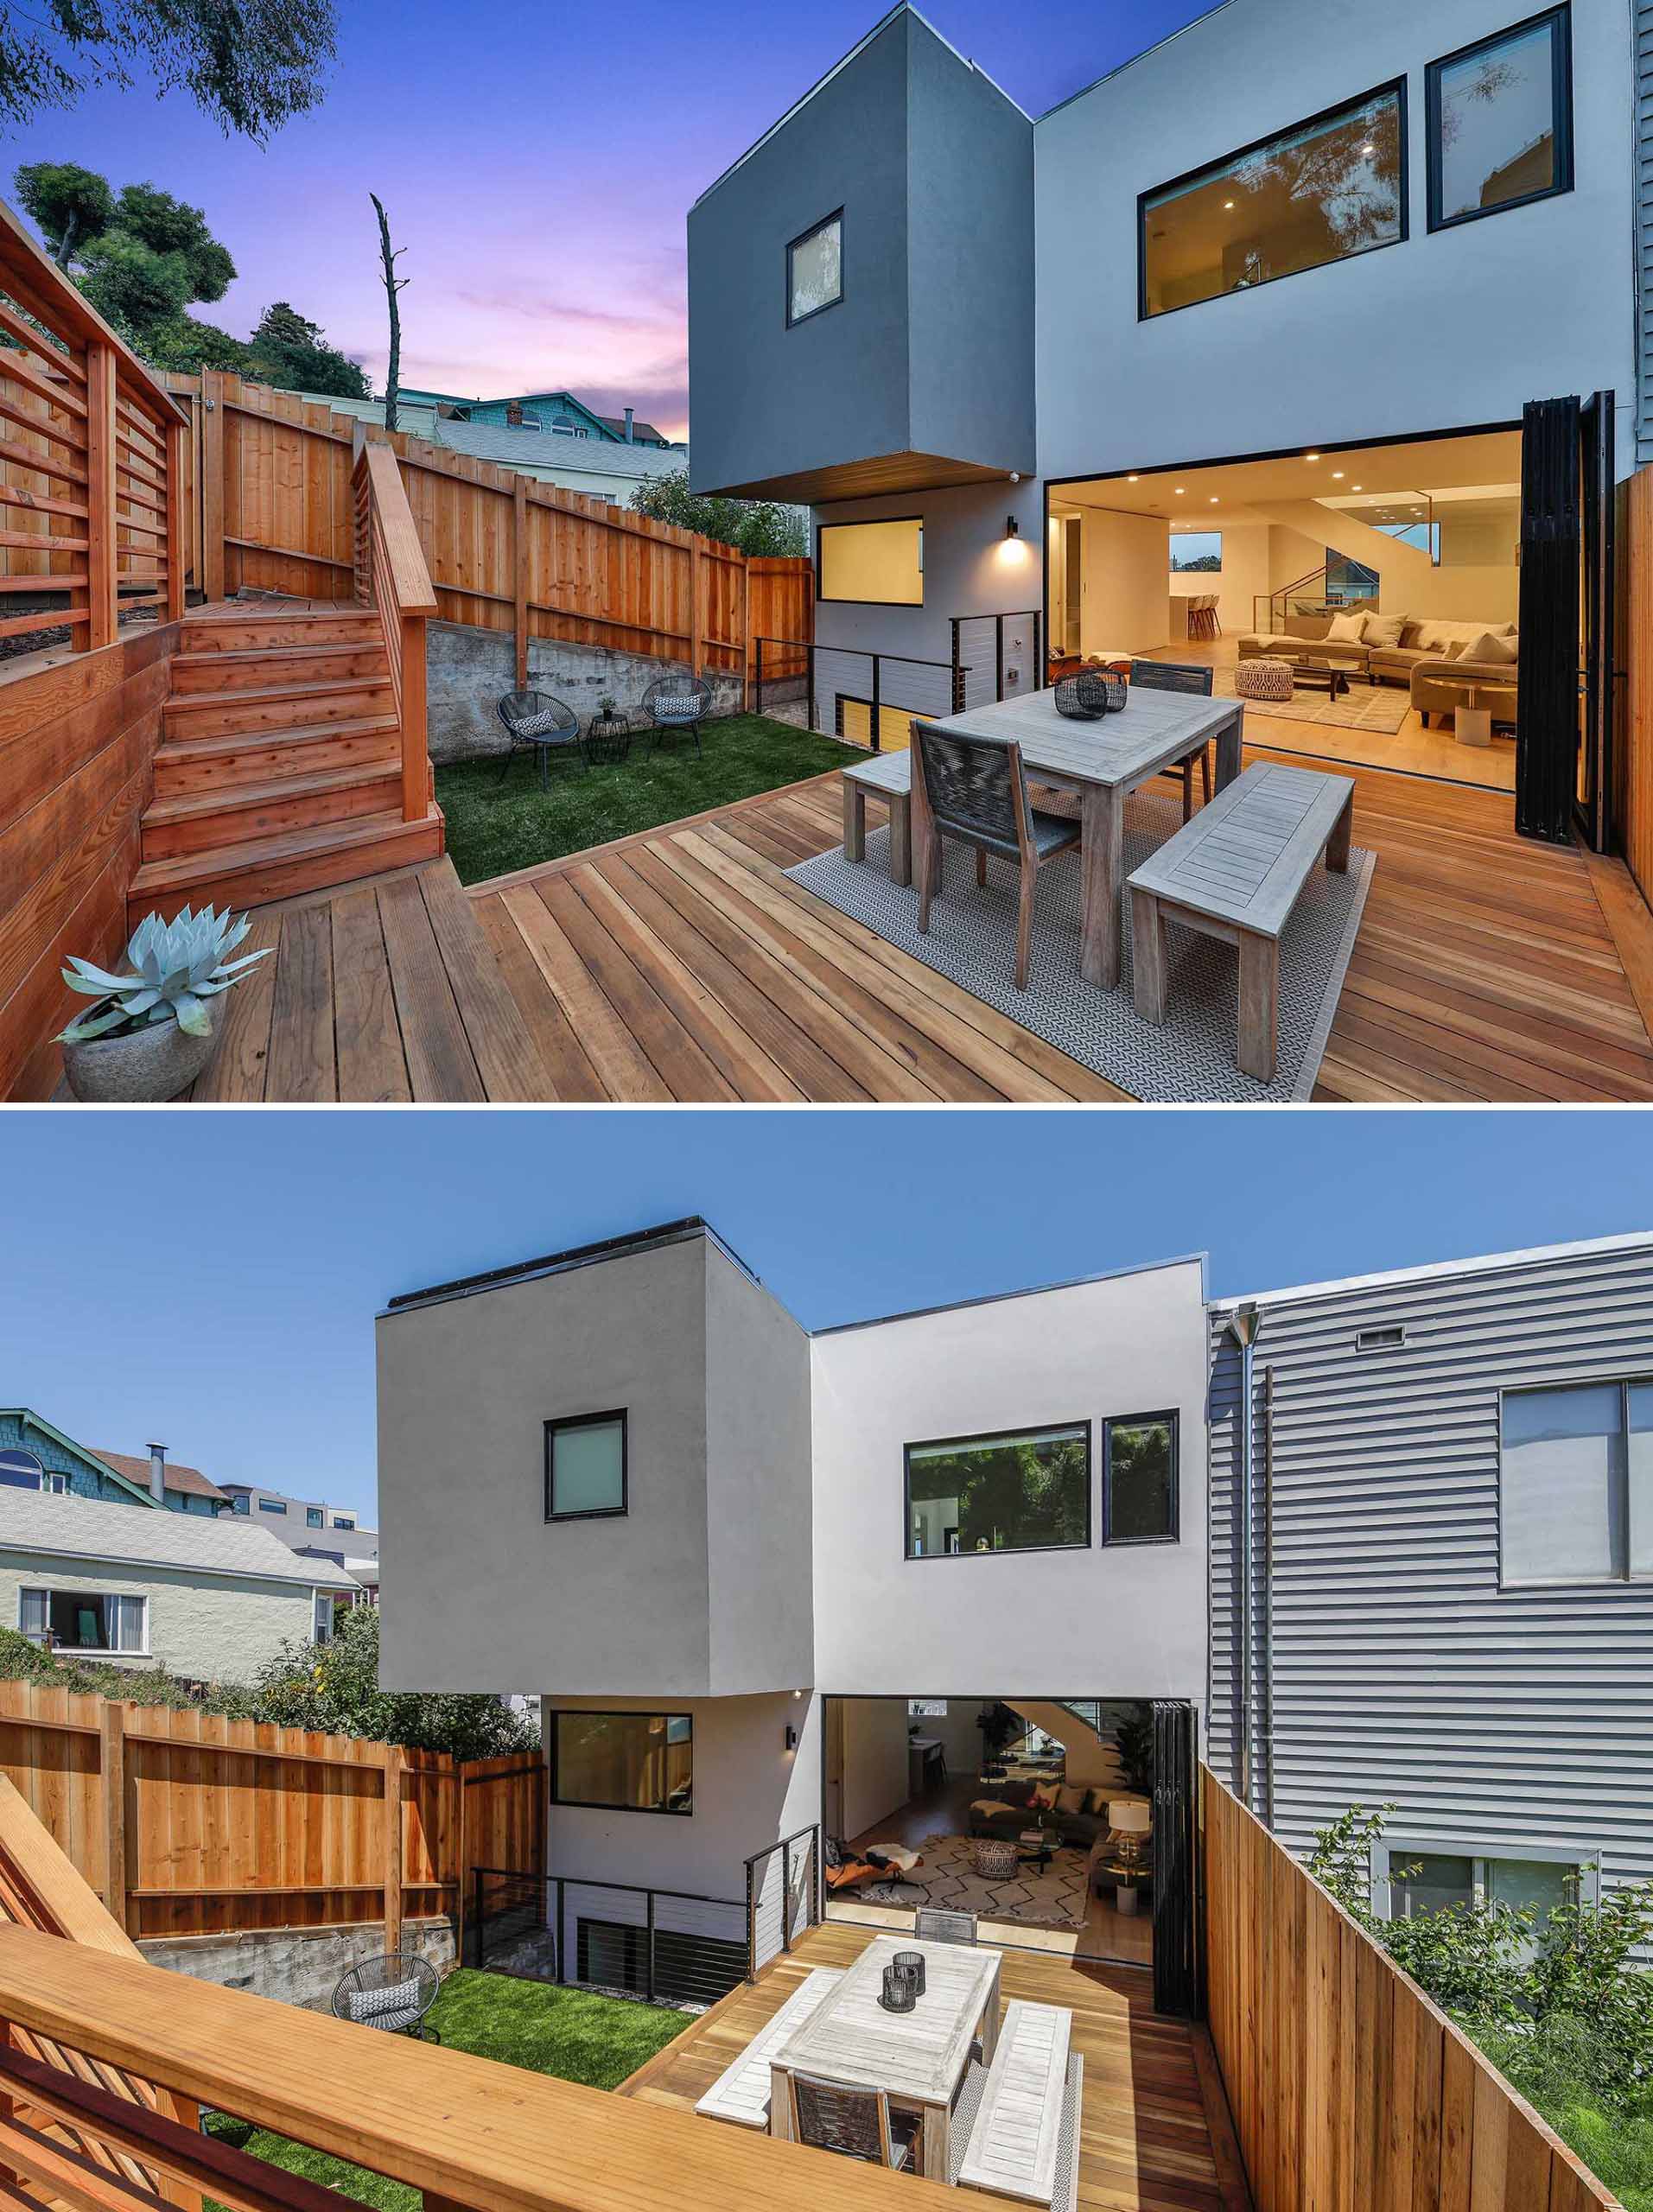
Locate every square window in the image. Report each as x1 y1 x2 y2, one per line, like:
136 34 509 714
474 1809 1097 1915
1390 1852 1476 1920
546 1411 627 1521
787 212 842 326
306 1507 324 1528
1104 1414 1179 1544
1427 10 1572 232
905 1423 1090 1558
232 1494 250 1514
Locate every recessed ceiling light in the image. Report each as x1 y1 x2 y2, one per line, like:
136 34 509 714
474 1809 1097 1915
1127 474 1139 482
1209 497 1219 505
1352 483 1364 491
1332 471 1345 480
1305 452 1320 461
1173 486 1185 495
1223 199 1235 210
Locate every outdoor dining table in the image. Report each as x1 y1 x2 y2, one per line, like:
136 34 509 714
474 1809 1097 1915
767 1932 1002 2180
919 686 1244 990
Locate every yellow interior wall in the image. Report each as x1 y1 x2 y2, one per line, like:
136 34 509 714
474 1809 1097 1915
837 697 922 752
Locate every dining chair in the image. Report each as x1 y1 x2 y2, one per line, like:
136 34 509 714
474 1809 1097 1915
1129 658 1214 821
914 1905 977 1944
789 2073 912 2169
910 722 1081 991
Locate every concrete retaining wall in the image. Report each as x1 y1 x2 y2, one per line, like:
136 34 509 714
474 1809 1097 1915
139 1913 455 2012
426 620 744 765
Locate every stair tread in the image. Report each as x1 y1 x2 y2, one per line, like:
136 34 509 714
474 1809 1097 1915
145 760 401 823
170 643 385 671
130 808 440 894
156 714 401 763
165 675 391 711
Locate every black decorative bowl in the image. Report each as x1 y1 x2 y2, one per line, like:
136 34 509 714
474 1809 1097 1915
1054 670 1111 721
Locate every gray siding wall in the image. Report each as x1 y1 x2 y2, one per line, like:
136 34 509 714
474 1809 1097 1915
1209 1241 1653 1916
1640 3 1653 461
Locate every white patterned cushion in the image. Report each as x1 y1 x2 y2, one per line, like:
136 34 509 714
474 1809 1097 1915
513 709 565 739
652 691 702 722
347 1976 421 2028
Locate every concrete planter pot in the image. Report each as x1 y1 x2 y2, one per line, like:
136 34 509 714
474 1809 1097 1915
61 1001 219 1103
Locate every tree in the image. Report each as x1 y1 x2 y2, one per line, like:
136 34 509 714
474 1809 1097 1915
629 467 805 559
77 227 194 331
13 160 113 268
251 1605 535 1762
246 300 368 399
370 194 406 433
0 1 338 140
111 182 235 301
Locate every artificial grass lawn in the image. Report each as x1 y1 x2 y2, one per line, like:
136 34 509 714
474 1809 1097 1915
435 712 855 885
206 1969 690 2212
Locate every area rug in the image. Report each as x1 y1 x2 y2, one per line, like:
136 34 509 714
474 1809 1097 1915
785 786 1375 1103
1216 671 1409 734
898 1833 1090 1930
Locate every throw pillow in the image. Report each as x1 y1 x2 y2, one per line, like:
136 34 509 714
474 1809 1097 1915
1031 1782 1060 1812
1326 611 1367 643
1057 1784 1087 1815
349 1977 421 2026
512 709 564 739
1461 629 1516 665
1361 613 1406 650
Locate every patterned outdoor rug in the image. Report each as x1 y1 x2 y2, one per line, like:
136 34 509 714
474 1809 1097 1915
887 1833 1089 1930
786 785 1375 1103
1215 671 1410 734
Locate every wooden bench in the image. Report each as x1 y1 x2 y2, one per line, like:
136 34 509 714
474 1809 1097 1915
693 1967 842 2129
842 750 913 886
1128 760 1355 1082
957 1999 1078 2209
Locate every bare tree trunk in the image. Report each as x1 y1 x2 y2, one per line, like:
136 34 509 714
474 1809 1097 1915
371 194 406 434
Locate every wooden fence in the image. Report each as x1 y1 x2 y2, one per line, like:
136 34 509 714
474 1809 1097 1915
0 1680 544 1952
160 369 813 693
1201 1766 1618 2212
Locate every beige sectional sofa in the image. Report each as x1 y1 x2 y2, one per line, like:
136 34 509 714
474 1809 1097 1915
1237 611 1520 718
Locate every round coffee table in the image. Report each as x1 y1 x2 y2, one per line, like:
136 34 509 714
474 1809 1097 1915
1018 1828 1057 1867
1448 681 1516 749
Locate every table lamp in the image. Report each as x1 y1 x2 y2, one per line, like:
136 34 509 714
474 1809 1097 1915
1109 1799 1151 1875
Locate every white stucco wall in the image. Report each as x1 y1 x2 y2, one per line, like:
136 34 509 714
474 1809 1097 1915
0 1552 321 1683
838 1696 912 1839
809 1258 1211 1704
1035 0 1636 485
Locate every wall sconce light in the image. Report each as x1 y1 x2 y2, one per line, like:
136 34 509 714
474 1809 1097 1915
785 1726 798 1751
1004 514 1020 541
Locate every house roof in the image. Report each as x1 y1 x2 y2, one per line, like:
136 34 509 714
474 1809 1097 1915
0 1488 353 1587
595 413 668 445
415 417 683 484
92 1452 229 1505
1215 1229 1653 1313
0 1413 156 1508
383 1217 764 1317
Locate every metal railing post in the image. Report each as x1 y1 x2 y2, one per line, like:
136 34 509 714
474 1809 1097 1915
472 1868 483 1969
645 1890 657 2003
1032 608 1042 688
870 653 881 752
555 1877 565 1984
754 633 764 719
995 614 1005 702
807 644 817 734
745 1854 757 1981
781 1840 792 1951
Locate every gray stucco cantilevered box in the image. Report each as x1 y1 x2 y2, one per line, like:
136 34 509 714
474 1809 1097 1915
375 1223 812 1700
687 8 1035 503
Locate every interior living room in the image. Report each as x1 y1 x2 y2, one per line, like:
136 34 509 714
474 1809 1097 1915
1046 426 1523 792
821 1694 1156 1969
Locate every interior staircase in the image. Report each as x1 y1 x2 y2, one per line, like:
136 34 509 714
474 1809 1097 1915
127 602 444 925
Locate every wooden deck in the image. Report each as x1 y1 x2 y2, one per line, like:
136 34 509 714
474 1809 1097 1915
617 1922 1250 2211
194 751 1653 1102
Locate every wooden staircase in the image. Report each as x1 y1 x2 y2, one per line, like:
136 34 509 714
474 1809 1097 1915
128 603 444 924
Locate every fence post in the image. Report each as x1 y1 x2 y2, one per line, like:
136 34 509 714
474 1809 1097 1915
512 476 530 690
84 341 118 651
165 419 187 624
454 1759 467 1969
690 543 703 678
401 611 429 822
382 1746 404 1956
870 654 881 753
645 1890 656 2004
99 1701 129 1934
200 369 226 602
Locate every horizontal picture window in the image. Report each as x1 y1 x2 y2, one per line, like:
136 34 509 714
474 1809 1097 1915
817 517 923 606
905 1422 1090 1558
551 1711 693 1815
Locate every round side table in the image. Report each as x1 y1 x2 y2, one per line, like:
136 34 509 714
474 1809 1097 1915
584 715 632 766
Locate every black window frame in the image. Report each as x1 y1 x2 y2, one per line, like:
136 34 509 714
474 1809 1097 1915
785 207 844 329
815 513 925 608
902 1418 1093 1562
1102 1409 1181 1548
544 1408 629 1523
550 1709 693 1816
1136 76 1409 323
306 1506 324 1528
1425 5 1573 235
259 1498 287 1516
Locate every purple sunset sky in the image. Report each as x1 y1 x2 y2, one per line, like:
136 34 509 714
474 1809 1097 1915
3 1 1214 438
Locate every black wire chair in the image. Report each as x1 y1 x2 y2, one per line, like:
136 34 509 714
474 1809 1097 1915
639 673 714 758
496 690 582 785
331 1950 440 2039
1129 658 1215 822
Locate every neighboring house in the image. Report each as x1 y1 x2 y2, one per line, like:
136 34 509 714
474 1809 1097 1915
3 1488 355 1682
377 1217 1211 2010
0 1416 226 1516
215 1482 379 1601
687 0 1630 845
1207 1230 1653 1938
398 390 675 448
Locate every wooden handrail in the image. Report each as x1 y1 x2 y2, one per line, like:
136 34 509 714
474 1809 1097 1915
0 1926 954 2212
0 200 186 429
353 440 437 823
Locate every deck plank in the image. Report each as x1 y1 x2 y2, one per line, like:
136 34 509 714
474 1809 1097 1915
216 755 1653 1103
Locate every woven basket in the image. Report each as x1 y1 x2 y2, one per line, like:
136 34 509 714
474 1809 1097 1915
1054 671 1111 720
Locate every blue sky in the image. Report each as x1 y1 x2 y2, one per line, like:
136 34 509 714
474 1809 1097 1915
3 1109 1651 1520
1 0 1217 432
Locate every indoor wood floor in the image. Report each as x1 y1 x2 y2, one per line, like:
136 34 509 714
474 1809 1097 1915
207 753 1653 1103
616 1921 1250 2211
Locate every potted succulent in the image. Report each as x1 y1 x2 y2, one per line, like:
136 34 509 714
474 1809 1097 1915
56 906 272 1103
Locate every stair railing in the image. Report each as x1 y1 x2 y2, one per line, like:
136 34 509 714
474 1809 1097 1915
353 438 438 822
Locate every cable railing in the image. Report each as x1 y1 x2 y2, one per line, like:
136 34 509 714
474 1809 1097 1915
743 1822 822 1980
470 1866 748 2009
752 635 965 750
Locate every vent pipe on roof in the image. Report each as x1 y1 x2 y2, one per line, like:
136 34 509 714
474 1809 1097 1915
147 1442 167 1503
623 406 634 442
